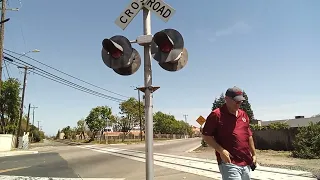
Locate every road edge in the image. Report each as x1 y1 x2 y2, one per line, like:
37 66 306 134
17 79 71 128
185 144 201 153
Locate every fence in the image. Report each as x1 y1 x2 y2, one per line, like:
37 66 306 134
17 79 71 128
252 128 298 151
75 132 200 143
0 134 17 151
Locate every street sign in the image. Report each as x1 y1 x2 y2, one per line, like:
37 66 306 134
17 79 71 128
143 0 176 22
196 116 206 126
115 0 175 30
115 0 146 30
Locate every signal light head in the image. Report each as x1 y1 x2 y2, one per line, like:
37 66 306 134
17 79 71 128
151 28 188 72
101 35 141 76
101 35 133 70
159 40 173 53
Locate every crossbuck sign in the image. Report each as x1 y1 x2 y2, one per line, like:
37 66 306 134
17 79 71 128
115 0 176 30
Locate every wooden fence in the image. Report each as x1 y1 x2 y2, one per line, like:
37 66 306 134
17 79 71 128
252 128 298 151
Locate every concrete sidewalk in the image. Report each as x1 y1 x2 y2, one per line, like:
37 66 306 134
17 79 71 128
0 150 38 157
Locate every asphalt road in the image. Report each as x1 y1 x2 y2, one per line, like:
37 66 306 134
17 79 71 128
1 138 317 179
0 138 215 180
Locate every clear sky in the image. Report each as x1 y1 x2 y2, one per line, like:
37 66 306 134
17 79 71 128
4 0 320 135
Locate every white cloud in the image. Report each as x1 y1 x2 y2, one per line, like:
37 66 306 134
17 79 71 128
198 21 252 42
215 21 252 37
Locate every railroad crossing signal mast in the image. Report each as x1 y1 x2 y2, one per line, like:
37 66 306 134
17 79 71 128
101 0 188 179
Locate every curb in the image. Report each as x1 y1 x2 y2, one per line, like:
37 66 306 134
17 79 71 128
185 144 201 153
0 151 38 157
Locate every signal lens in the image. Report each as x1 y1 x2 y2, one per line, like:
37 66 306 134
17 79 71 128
110 49 122 59
159 40 173 53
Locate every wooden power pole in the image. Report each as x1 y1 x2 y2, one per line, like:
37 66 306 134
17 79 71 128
0 0 7 93
26 103 31 132
16 66 33 148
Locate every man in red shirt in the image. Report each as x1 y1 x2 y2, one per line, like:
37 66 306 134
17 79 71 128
202 86 256 180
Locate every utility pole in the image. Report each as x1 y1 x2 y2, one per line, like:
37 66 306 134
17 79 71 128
134 87 143 141
26 103 31 132
183 114 188 138
16 66 33 147
37 121 40 130
103 1 185 179
31 106 38 126
30 105 38 142
0 0 7 93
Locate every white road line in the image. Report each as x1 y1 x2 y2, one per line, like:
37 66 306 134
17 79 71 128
78 145 221 179
78 145 316 180
0 175 125 180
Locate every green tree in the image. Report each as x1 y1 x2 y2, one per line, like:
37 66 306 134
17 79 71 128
154 111 176 134
55 129 60 139
0 78 21 134
29 124 44 142
211 93 225 110
114 115 132 142
119 97 144 130
76 119 86 139
153 111 191 135
240 91 255 122
311 114 320 118
85 106 112 141
61 126 72 139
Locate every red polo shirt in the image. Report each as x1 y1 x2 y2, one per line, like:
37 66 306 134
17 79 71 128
202 104 253 166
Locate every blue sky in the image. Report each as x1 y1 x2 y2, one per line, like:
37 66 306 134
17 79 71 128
4 0 320 135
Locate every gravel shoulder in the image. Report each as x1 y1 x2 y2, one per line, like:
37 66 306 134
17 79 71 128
190 146 320 178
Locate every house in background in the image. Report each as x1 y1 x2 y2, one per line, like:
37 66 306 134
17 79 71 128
191 126 201 136
260 116 320 127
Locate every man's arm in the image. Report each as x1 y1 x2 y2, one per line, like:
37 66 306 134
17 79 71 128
203 135 224 154
247 115 257 164
202 112 224 154
248 136 256 156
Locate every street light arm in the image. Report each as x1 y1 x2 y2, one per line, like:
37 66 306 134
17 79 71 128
18 49 40 58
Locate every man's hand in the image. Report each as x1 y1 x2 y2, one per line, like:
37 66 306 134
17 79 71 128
252 155 257 165
220 149 233 163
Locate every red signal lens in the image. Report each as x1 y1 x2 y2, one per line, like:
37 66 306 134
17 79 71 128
159 40 173 53
110 49 122 59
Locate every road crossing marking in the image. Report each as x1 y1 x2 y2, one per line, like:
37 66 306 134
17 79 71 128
78 145 316 180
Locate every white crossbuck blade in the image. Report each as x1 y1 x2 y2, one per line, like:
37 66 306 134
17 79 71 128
115 0 176 30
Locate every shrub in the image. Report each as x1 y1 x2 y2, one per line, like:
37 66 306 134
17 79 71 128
292 122 320 159
201 139 208 147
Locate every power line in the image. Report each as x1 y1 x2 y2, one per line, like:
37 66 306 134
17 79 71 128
4 49 130 98
4 55 125 103
3 60 10 78
5 59 124 102
31 70 123 102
